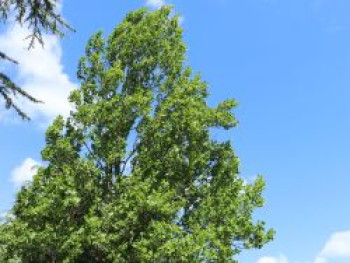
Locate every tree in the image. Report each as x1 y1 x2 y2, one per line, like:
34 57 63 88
0 0 71 119
0 6 274 262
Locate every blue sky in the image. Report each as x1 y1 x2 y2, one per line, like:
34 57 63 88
1 0 350 262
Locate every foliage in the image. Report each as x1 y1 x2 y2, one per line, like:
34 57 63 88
0 0 72 119
0 6 274 262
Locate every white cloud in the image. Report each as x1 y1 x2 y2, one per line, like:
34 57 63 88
257 255 289 263
255 231 350 263
314 231 350 262
314 257 327 263
0 212 7 220
11 158 41 187
146 0 166 9
0 22 77 125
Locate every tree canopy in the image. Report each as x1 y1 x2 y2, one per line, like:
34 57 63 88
0 0 71 119
0 6 274 262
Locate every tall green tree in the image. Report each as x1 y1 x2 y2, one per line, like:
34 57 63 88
0 0 71 119
0 6 274 262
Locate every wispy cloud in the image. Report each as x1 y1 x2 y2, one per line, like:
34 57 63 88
10 158 41 188
0 23 77 126
257 255 289 263
146 0 166 9
257 231 350 263
0 211 7 221
315 231 350 263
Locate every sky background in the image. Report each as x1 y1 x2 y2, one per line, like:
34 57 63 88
1 0 350 262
